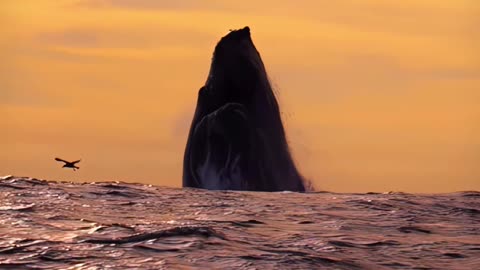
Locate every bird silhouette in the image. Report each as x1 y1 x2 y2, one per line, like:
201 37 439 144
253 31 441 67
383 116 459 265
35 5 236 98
55 158 81 171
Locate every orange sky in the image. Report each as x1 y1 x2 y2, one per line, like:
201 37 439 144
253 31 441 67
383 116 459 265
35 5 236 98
1 0 479 192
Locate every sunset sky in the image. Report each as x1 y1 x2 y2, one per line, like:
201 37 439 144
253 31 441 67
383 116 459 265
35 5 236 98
1 0 479 192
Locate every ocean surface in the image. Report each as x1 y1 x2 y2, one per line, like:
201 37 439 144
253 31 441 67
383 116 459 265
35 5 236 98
0 176 479 269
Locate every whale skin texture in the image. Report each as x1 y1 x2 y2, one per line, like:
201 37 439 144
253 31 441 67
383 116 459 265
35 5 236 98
183 27 308 192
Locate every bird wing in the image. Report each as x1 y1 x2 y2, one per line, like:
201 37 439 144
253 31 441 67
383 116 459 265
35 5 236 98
72 159 81 164
55 157 69 163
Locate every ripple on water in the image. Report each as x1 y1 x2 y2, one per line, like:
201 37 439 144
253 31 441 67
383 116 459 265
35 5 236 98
0 176 479 269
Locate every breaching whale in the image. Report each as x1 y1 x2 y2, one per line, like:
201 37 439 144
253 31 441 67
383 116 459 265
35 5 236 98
183 26 308 192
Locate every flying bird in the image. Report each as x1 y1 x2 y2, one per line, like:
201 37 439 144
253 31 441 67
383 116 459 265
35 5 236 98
55 157 81 171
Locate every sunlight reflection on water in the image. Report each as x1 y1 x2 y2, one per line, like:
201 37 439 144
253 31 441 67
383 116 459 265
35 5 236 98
0 176 479 269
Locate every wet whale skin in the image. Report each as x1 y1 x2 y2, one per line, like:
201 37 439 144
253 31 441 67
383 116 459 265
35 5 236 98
183 27 307 192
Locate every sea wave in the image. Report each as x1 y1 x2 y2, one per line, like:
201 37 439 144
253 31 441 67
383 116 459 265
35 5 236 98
0 176 479 269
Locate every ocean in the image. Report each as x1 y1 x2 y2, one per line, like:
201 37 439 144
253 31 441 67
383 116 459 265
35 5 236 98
0 176 479 269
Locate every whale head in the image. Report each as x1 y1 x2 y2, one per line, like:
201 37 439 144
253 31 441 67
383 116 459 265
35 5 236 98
205 26 269 109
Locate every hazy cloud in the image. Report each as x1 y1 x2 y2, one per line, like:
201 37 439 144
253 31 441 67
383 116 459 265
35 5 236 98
77 0 220 11
38 29 99 48
74 0 268 15
37 27 214 50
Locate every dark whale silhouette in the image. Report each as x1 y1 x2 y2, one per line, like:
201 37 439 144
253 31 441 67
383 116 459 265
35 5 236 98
183 26 307 192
